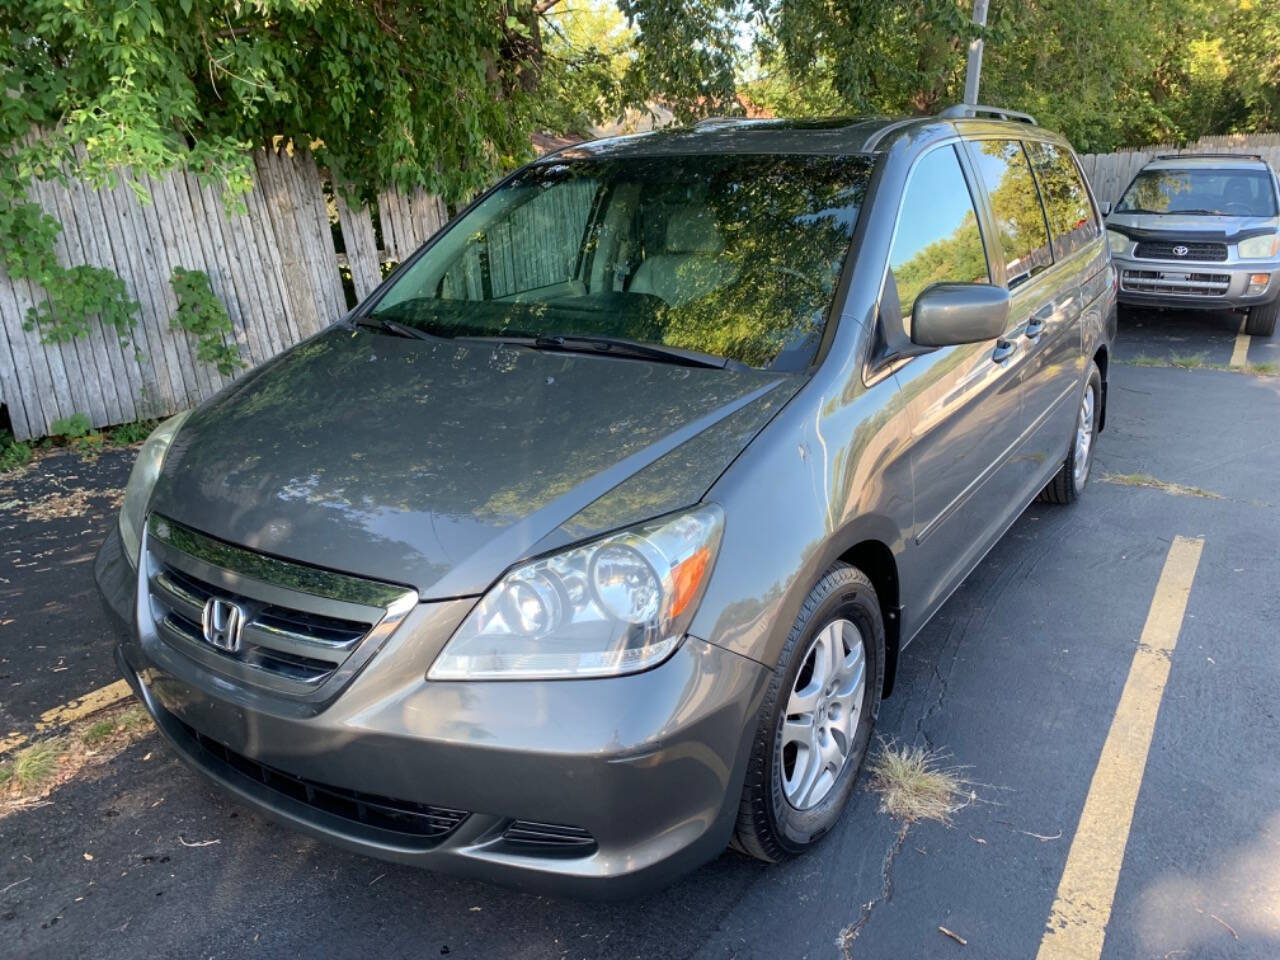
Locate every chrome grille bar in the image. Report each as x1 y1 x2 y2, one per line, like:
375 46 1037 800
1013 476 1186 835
143 514 418 698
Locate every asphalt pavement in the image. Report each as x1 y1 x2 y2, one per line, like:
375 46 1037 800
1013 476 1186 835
1 307 1277 960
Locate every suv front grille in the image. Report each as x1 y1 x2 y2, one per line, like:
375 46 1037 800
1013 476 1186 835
144 514 416 697
1121 269 1231 297
175 715 469 840
1134 240 1228 262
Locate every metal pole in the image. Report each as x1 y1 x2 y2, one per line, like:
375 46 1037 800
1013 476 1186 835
963 0 990 105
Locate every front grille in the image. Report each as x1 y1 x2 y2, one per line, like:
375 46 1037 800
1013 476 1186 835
1134 240 1227 262
1121 269 1231 297
150 561 370 684
502 820 598 855
144 514 416 697
176 716 469 840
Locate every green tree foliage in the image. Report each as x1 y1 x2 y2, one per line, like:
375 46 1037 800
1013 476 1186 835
170 266 244 377
738 0 1280 152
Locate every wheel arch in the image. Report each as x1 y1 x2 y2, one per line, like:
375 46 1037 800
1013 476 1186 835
838 539 902 698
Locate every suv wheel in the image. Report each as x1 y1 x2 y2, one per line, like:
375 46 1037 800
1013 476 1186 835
1246 299 1278 337
731 563 884 862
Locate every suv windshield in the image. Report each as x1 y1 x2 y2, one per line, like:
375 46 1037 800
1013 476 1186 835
1116 167 1278 217
367 153 873 371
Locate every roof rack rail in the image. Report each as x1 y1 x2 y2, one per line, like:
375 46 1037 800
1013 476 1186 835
938 103 1037 125
1154 152 1265 161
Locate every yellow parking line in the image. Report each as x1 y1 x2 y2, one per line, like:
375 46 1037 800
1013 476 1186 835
1230 316 1251 369
1036 535 1204 960
0 679 134 756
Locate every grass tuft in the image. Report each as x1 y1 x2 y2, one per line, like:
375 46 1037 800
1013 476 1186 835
11 739 64 792
1169 352 1208 369
1246 361 1278 376
866 742 969 824
1129 354 1163 367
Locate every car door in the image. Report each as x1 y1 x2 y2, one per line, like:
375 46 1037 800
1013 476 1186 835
962 138 1065 503
888 143 1030 625
1020 140 1100 474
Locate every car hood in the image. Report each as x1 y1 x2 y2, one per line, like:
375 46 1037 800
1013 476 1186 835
1107 211 1280 240
151 327 798 599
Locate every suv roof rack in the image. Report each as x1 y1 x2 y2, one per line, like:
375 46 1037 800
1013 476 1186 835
938 103 1037 125
1154 152 1265 161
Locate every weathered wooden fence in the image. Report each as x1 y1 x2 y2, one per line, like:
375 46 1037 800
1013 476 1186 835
1077 133 1280 207
0 148 446 441
4 131 1280 441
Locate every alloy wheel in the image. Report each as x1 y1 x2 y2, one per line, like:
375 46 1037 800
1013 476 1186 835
778 618 867 810
1073 383 1096 491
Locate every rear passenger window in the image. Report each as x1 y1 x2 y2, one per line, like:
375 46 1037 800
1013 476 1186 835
968 140 1054 288
1025 141 1099 258
888 145 990 322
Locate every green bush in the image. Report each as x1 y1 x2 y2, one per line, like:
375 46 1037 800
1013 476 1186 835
0 429 33 472
50 412 92 438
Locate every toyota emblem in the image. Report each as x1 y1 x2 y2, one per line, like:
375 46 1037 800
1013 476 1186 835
1171 244 1189 257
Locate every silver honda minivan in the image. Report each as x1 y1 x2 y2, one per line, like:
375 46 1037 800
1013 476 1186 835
96 107 1116 897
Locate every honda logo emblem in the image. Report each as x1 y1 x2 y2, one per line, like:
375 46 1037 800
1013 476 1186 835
201 597 246 653
1171 244 1189 257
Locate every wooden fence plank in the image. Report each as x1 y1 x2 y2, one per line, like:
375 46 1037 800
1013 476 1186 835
46 173 123 425
335 186 383 301
31 174 106 428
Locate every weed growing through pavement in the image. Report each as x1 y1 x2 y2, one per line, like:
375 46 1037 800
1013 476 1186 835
1103 472 1223 500
866 741 973 824
0 704 153 813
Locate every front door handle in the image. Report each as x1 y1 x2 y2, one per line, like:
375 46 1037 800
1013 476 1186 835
992 339 1018 363
1026 302 1053 339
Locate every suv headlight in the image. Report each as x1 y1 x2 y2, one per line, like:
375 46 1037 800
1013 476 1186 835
429 505 724 680
1106 229 1129 254
118 411 191 565
1238 234 1279 259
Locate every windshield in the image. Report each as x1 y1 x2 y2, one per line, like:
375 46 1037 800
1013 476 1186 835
367 153 873 370
1116 167 1278 217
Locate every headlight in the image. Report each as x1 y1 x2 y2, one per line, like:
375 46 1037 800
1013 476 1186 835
1238 234 1279 259
118 411 191 565
429 504 724 680
1106 229 1129 255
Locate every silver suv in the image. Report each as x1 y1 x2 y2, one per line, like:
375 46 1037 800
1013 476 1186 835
1106 153 1280 335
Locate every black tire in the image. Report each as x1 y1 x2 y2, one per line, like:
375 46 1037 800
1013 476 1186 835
1246 300 1278 337
1038 362 1102 505
731 563 885 862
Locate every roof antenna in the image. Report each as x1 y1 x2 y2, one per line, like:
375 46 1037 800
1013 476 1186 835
963 0 990 105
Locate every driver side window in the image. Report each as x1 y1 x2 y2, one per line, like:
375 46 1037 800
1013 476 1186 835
888 146 991 328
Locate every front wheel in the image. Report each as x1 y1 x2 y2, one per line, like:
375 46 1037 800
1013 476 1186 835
1038 362 1102 505
731 564 884 862
1246 300 1278 337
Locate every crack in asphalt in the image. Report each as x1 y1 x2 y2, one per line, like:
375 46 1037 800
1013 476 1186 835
836 821 911 959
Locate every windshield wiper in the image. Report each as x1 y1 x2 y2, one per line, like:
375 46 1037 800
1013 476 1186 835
459 333 735 370
353 315 440 342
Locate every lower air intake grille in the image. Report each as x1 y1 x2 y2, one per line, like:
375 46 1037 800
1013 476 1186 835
502 820 598 855
1121 269 1231 297
178 717 469 840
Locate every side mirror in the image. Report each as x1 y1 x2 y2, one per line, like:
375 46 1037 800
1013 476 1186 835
911 283 1011 347
1099 200 1113 218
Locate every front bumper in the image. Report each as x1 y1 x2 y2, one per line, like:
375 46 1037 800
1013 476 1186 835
1114 254 1280 310
95 526 767 898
